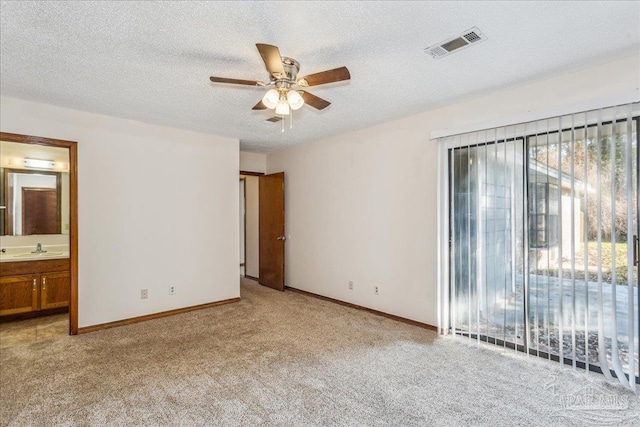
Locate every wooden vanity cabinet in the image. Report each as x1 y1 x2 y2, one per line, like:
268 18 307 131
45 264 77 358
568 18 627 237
0 259 70 317
40 272 71 310
0 275 38 316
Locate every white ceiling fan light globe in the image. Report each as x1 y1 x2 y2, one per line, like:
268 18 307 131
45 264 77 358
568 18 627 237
262 89 279 109
287 90 304 110
275 98 290 115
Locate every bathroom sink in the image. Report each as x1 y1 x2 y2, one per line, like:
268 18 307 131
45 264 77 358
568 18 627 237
12 252 65 258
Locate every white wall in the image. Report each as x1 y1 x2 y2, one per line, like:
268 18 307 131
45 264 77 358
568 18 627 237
0 96 240 328
243 175 259 278
240 151 266 173
267 54 640 326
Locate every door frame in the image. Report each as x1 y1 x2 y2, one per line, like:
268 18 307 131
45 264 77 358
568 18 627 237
0 132 79 335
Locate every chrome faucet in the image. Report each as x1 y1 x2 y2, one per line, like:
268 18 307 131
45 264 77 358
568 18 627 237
31 243 47 254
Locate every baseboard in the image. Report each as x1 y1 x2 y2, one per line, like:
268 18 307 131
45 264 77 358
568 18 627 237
284 286 438 332
78 297 241 334
244 275 259 282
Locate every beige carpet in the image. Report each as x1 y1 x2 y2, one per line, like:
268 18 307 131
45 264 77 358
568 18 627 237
1 278 638 426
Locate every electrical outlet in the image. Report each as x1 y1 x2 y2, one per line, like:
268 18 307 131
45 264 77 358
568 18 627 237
348 281 354 290
374 286 379 295
169 285 176 295
141 289 148 299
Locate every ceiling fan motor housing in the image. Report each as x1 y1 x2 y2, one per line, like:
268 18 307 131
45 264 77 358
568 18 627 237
281 57 300 82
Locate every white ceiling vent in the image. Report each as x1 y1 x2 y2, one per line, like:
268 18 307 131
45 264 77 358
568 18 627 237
425 27 487 59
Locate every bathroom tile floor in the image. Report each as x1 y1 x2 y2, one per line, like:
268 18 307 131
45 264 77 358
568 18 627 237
0 313 68 349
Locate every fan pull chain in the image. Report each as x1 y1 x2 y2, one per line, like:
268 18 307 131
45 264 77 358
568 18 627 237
290 109 293 130
281 116 284 133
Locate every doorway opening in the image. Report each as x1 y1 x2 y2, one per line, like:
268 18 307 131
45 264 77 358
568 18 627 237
239 170 286 291
240 172 261 281
240 176 245 277
0 132 79 347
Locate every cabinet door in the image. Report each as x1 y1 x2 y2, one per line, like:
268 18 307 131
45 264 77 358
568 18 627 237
40 272 70 310
0 275 39 316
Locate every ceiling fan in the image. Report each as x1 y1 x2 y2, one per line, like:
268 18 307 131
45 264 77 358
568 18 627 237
209 43 350 117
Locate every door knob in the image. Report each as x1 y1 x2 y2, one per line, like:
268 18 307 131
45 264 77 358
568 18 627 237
276 236 286 241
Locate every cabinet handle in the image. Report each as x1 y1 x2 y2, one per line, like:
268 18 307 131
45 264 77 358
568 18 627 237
42 276 46 290
32 278 36 291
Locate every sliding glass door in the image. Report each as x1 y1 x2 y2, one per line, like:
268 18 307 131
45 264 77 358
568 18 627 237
449 137 526 348
526 115 638 381
447 107 639 388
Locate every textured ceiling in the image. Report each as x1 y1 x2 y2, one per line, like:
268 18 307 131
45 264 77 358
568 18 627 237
1 1 638 153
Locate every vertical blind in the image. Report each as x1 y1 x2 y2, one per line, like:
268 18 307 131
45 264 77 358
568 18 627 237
438 103 639 390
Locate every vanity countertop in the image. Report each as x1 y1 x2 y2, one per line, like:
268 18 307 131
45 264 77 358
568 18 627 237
0 246 70 263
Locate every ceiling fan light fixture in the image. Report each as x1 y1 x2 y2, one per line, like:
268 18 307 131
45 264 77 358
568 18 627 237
287 90 304 110
209 43 349 124
275 98 290 115
262 89 279 109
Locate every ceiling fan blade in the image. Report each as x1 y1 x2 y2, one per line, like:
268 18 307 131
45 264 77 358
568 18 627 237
210 76 262 86
256 44 286 78
252 99 267 110
298 66 350 87
300 91 331 110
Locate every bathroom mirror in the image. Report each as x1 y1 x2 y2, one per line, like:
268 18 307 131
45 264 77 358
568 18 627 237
0 141 70 236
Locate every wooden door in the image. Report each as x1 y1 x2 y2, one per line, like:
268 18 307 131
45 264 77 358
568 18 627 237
259 172 285 291
40 272 70 310
22 187 60 235
0 275 38 316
